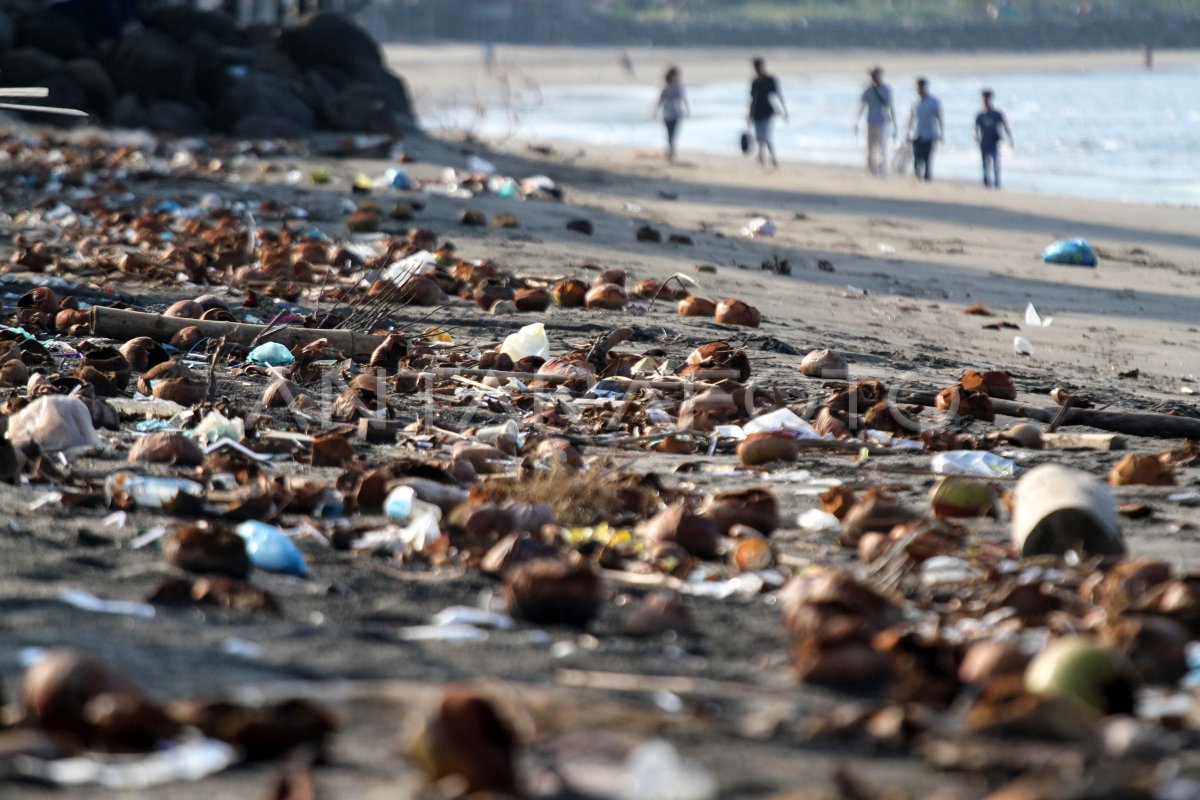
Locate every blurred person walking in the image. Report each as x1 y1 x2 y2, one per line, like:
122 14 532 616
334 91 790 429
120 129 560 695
906 77 943 181
655 66 689 162
974 89 1014 189
748 57 787 168
855 66 897 177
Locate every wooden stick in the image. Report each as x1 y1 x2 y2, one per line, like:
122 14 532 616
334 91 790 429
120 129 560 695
423 367 716 394
90 306 386 358
895 389 1200 440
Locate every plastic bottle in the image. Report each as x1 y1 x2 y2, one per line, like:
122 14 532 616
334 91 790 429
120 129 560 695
105 473 205 510
500 323 550 361
235 520 308 576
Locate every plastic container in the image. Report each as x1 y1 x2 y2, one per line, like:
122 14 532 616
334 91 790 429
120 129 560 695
500 322 550 361
235 520 308 576
384 486 416 520
105 473 205 510
931 451 1016 478
1012 464 1124 557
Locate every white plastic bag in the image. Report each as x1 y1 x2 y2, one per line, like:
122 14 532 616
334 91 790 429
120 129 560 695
500 322 550 361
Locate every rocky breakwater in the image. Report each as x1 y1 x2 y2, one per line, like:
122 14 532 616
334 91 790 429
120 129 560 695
0 3 413 136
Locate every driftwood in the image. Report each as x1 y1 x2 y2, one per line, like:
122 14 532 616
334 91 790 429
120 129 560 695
89 306 387 358
424 367 716 395
897 389 1200 440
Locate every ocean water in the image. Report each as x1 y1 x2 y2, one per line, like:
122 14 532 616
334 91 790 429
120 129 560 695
429 65 1200 206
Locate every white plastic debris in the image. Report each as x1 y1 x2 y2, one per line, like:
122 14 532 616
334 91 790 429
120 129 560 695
19 738 239 789
797 509 842 533
500 322 551 361
741 216 776 238
381 249 438 285
6 395 100 452
190 411 244 446
620 740 718 800
1013 336 1036 356
430 606 516 630
743 408 820 439
467 155 497 175
930 451 1016 478
1025 302 1053 327
59 589 156 619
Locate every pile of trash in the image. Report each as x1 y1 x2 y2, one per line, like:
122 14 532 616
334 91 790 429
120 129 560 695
0 131 1198 798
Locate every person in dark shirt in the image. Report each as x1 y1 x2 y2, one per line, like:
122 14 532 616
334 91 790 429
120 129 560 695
748 57 787 168
974 89 1014 189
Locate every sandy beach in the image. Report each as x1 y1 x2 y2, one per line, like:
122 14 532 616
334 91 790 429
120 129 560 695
0 44 1199 799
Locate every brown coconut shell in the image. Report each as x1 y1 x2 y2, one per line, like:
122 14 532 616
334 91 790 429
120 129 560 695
714 299 761 328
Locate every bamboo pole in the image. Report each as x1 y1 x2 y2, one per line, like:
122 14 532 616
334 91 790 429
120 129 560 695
89 306 387 359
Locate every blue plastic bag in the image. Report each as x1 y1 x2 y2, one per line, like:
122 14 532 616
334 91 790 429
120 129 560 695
1042 238 1098 267
235 520 308 576
246 341 295 367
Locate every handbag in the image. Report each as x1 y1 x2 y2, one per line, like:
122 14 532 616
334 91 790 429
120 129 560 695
739 130 752 155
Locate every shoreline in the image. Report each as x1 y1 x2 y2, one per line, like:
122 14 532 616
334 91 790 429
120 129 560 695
389 44 1200 96
394 44 1200 209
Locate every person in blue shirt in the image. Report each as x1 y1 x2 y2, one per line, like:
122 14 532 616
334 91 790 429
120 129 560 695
974 90 1015 189
905 77 943 182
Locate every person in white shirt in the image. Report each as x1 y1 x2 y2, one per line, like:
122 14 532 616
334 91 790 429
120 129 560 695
655 66 689 162
905 77 944 182
855 66 896 177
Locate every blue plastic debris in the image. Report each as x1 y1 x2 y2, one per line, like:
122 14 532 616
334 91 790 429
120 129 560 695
235 520 308 576
246 341 295 367
1042 238 1098 267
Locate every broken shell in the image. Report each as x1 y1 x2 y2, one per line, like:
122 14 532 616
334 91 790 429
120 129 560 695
737 432 799 466
551 279 588 308
702 488 779 536
936 386 995 422
513 288 550 312
169 326 204 350
18 287 59 314
677 296 717 317
400 276 446 307
152 377 208 406
714 299 761 328
163 524 251 578
120 337 168 373
637 505 721 560
23 650 128 739
857 532 891 564
262 379 307 409
584 283 627 310
55 308 90 331
959 640 1031 685
1109 453 1175 487
128 432 206 466
620 593 696 637
800 349 849 380
960 369 1017 400
164 300 203 319
840 489 919 548
406 688 518 794
503 558 603 627
0 359 28 386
